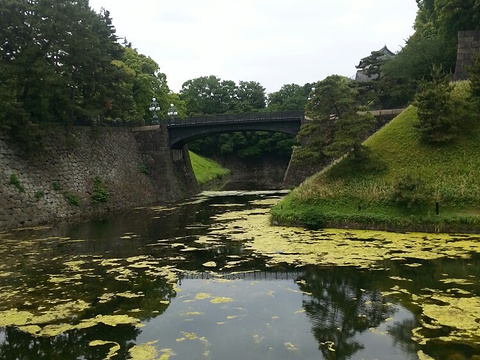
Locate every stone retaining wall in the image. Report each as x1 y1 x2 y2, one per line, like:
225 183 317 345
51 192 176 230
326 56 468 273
0 125 198 231
454 30 480 81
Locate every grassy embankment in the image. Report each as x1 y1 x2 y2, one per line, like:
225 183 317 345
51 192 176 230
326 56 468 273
189 151 230 189
271 105 480 233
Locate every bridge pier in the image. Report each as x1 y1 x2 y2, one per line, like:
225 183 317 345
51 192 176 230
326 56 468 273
132 124 199 201
171 149 184 162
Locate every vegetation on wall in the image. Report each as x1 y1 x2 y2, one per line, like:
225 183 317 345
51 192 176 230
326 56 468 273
9 173 25 193
91 176 109 204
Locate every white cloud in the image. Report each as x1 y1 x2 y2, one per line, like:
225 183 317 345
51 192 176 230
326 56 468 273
89 0 418 93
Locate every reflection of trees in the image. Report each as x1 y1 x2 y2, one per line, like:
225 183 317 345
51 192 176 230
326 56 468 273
299 266 396 360
0 324 140 360
388 319 419 356
0 255 176 360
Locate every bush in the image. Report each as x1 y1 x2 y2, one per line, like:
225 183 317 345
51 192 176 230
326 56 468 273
391 173 429 208
298 207 327 230
91 177 109 204
63 191 80 206
9 174 25 193
34 190 45 200
140 164 149 175
414 73 457 143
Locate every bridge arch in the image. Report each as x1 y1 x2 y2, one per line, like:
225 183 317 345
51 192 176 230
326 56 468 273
166 111 304 149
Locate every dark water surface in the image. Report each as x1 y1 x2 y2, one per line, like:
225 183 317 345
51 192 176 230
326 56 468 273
0 191 479 360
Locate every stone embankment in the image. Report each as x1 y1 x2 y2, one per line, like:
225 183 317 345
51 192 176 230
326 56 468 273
0 125 198 231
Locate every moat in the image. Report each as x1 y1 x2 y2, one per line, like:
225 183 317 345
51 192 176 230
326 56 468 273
0 190 479 359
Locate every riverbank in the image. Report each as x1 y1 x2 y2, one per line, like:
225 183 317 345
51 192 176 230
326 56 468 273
271 106 480 233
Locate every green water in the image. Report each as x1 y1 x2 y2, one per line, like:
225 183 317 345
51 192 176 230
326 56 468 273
0 191 478 360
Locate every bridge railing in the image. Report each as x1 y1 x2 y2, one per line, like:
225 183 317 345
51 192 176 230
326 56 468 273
167 110 305 127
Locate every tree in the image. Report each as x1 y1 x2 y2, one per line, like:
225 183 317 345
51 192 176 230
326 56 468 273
0 0 124 132
234 81 266 112
180 76 237 116
267 83 312 112
121 47 170 124
379 0 480 109
414 68 459 143
355 48 396 109
435 0 480 38
301 75 375 161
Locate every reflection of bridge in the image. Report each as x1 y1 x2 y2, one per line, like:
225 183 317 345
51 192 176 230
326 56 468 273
179 270 305 281
166 111 305 149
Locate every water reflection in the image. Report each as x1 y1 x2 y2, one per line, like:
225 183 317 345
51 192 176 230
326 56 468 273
0 191 478 359
299 266 396 359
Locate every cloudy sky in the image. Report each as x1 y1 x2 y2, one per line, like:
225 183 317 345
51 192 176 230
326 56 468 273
88 0 418 94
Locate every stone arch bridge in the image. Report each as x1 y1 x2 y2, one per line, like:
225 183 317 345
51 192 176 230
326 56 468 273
166 111 305 149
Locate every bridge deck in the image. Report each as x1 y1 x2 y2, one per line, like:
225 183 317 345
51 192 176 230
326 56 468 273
166 111 305 127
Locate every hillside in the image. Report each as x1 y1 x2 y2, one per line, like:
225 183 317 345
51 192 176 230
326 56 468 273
189 151 230 189
271 106 480 233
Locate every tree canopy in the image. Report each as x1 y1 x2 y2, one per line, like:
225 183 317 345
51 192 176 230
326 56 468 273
377 0 480 108
179 76 266 116
0 0 175 145
297 75 375 163
181 76 302 161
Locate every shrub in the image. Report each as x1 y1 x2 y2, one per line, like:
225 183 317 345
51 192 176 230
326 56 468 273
91 177 109 204
298 207 327 230
140 164 149 175
34 190 45 200
391 173 429 208
63 191 80 206
9 174 25 193
52 182 62 191
414 68 464 144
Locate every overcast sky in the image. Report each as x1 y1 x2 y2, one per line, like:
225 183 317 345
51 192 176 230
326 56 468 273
88 0 418 94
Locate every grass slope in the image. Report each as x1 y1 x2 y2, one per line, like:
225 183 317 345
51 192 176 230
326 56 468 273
272 106 480 232
189 151 230 187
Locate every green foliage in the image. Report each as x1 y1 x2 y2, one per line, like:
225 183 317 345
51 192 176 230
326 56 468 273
326 149 387 181
414 69 475 144
323 113 376 159
267 83 312 111
391 173 428 208
63 191 80 206
91 177 109 204
120 47 172 123
190 131 297 161
378 0 480 108
468 54 480 108
52 182 62 191
9 173 25 193
140 164 149 175
306 75 356 119
0 1 172 136
0 1 123 129
34 190 45 200
302 75 376 162
296 207 327 230
414 70 458 143
180 76 265 116
273 96 480 231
